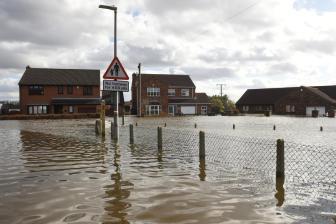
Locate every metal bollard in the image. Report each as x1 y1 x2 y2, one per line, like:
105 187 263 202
157 127 162 151
199 131 205 159
129 124 134 144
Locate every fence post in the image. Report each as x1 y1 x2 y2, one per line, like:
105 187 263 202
122 114 125 126
273 125 276 131
100 100 105 136
233 124 235 130
276 139 285 178
164 123 167 127
195 123 197 128
95 119 101 135
199 131 205 159
320 126 323 132
129 124 134 144
275 139 285 206
158 127 162 151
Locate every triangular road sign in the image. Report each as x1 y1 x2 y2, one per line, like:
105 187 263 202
103 57 129 80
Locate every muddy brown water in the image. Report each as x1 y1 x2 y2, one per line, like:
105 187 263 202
0 116 335 223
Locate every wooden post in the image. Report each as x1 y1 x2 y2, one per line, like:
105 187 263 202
320 126 323 132
233 124 235 130
111 121 115 138
275 139 285 206
273 125 276 131
122 114 125 126
194 123 197 128
164 123 167 127
135 122 138 127
129 124 134 144
276 139 285 179
100 100 106 136
199 131 205 159
157 127 162 151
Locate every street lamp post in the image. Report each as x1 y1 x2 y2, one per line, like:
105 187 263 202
99 4 119 140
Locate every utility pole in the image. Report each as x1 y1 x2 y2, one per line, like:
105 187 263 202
217 84 226 97
99 4 119 140
138 63 141 117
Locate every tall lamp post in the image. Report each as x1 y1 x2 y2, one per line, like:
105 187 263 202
99 4 119 140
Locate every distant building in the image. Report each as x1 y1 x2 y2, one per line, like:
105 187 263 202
131 73 211 116
18 66 101 115
236 85 336 117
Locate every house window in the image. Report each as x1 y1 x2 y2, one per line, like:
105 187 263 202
67 86 73 95
145 105 160 116
28 85 44 95
83 86 93 96
256 106 263 111
286 105 295 113
69 105 74 113
147 87 160 96
57 86 64 95
168 89 175 96
242 105 249 112
201 106 207 115
28 105 48 115
181 89 190 97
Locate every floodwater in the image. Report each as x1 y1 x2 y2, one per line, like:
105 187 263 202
0 115 335 224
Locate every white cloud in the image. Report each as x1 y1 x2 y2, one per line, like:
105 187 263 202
1 0 336 101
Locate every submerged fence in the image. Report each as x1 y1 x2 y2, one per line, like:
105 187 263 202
122 123 336 215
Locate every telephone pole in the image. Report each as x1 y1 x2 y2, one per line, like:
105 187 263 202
217 84 226 97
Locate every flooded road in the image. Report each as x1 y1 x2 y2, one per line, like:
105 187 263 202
0 116 335 223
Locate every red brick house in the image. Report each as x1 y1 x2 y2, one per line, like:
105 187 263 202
131 73 211 116
19 66 101 115
236 85 336 117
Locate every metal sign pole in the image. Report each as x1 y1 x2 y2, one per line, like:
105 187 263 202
113 7 119 141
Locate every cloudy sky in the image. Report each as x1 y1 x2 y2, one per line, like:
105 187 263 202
1 0 336 101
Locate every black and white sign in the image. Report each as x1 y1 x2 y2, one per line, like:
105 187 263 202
103 80 129 92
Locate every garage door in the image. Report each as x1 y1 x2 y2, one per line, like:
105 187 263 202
306 106 325 117
181 106 196 115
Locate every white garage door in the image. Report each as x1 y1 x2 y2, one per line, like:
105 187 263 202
181 106 196 115
306 106 325 117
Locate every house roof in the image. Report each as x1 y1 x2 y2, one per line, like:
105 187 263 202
236 87 297 105
140 74 196 88
169 92 210 104
19 67 100 86
236 85 336 105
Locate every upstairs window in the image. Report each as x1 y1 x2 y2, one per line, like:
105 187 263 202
57 86 64 95
181 89 190 97
147 87 160 96
168 89 175 96
67 86 73 95
28 85 44 95
83 86 93 96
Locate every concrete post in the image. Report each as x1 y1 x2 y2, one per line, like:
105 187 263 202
95 119 101 135
129 124 134 144
158 127 162 151
199 131 205 159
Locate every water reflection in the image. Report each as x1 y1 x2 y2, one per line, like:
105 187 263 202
102 142 133 223
199 158 206 181
275 177 285 206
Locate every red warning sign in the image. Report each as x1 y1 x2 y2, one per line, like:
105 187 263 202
103 57 129 80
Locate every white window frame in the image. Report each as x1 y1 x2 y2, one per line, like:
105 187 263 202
286 105 295 113
147 87 160 96
145 105 161 116
168 89 175 96
201 106 207 115
242 105 249 112
69 105 74 113
181 89 190 97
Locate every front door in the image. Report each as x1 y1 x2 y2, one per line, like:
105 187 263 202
168 105 175 116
